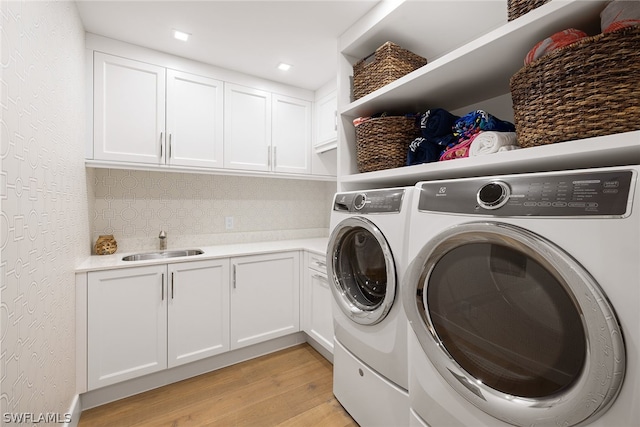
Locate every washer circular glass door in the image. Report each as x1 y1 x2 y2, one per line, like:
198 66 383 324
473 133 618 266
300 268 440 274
328 217 396 325
403 221 625 427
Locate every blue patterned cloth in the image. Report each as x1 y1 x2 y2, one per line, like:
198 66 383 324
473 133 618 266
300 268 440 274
453 110 515 141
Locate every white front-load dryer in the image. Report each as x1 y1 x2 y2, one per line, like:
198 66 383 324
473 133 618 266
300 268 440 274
327 187 413 427
403 165 639 427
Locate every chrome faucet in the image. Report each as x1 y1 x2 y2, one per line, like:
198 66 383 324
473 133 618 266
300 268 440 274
159 230 167 250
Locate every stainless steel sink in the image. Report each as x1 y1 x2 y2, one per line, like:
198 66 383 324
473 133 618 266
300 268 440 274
122 249 204 261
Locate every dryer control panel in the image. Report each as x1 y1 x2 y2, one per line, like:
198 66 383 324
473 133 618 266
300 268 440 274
334 189 405 213
418 170 635 217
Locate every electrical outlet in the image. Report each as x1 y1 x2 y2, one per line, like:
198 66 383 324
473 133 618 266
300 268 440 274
225 216 234 230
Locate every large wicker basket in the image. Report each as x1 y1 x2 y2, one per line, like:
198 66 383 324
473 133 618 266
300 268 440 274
510 25 640 148
353 42 427 101
355 116 419 173
508 0 551 21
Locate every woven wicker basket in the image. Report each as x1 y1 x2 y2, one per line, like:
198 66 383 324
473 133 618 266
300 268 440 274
353 42 427 101
355 116 419 173
510 25 640 148
508 0 551 21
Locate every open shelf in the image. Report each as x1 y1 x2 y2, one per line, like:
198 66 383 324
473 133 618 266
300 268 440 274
340 0 605 118
336 0 628 191
338 131 640 191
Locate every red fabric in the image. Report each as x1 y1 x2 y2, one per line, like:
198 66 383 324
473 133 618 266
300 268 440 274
439 134 479 161
524 28 588 65
604 19 640 33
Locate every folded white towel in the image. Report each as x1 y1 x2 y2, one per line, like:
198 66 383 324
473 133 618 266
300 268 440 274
469 131 519 156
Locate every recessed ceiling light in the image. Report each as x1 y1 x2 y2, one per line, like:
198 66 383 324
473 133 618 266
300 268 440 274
173 29 190 42
277 62 292 71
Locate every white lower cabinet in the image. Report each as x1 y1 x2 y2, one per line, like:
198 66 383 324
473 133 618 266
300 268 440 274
87 259 229 390
84 251 305 390
303 252 334 354
230 251 300 349
167 260 230 368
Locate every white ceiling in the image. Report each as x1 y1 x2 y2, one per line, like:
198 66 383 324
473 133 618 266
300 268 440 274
75 0 380 91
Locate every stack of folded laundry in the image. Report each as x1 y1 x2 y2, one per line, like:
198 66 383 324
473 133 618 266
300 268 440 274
441 110 517 161
523 0 640 65
406 108 459 165
406 109 519 165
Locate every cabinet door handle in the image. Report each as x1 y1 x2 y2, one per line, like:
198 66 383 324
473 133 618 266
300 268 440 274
312 273 329 287
169 134 172 159
334 111 338 131
161 273 165 300
267 146 271 168
232 264 237 289
171 272 175 299
313 260 326 269
273 146 277 169
160 132 164 159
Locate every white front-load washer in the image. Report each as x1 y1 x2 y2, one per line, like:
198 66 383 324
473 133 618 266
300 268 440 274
327 187 413 427
403 165 640 427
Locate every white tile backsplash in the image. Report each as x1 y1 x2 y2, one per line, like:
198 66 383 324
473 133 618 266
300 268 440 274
89 169 335 252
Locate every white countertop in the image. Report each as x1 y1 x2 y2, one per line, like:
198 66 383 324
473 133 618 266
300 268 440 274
76 237 329 272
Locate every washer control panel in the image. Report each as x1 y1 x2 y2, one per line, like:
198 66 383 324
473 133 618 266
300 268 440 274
418 170 634 217
334 188 405 213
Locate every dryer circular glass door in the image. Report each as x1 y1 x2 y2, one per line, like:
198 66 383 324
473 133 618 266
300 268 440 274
328 217 396 325
403 221 625 427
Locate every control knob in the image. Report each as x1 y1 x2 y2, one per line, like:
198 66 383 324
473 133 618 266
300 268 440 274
353 193 367 210
477 181 510 210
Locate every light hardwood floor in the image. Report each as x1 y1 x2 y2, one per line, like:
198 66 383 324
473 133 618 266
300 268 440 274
78 344 358 426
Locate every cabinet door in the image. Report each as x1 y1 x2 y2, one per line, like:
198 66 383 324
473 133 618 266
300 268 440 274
224 83 271 171
166 70 224 168
272 94 311 174
230 252 300 349
306 270 334 353
315 90 337 148
93 52 165 164
87 265 167 390
167 259 230 368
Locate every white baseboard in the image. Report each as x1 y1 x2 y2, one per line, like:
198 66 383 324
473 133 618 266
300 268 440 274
303 333 334 363
65 394 81 427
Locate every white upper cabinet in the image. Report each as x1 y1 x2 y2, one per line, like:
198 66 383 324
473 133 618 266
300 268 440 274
224 84 311 174
315 90 337 152
272 94 311 174
223 83 272 171
93 52 166 164
93 52 224 168
87 36 331 181
166 70 224 168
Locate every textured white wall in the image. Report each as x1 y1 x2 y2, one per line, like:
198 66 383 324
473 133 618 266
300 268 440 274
1 0 88 422
89 169 335 252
